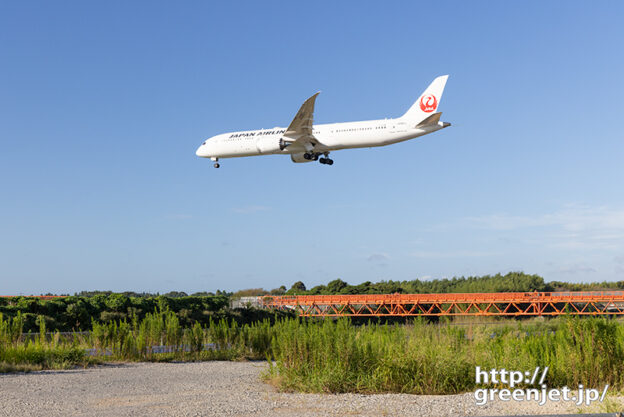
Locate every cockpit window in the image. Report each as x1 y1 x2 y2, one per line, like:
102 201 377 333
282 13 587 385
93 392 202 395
202 141 206 145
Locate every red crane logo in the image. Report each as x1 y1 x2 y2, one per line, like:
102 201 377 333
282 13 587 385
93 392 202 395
419 94 437 112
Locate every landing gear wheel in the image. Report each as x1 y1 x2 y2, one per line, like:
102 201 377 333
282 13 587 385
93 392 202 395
319 152 333 165
214 163 220 168
304 153 312 160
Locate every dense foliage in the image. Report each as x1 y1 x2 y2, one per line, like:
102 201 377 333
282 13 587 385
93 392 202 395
0 295 292 333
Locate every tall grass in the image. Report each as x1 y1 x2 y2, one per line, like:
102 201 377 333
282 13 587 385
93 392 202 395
1 309 276 370
0 312 87 371
87 310 274 360
266 317 624 394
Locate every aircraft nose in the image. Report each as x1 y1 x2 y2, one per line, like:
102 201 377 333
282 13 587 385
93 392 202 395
196 142 210 157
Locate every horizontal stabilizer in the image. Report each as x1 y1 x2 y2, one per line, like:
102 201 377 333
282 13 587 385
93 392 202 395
416 112 442 128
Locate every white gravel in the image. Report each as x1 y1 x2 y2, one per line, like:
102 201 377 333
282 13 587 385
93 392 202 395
0 361 617 416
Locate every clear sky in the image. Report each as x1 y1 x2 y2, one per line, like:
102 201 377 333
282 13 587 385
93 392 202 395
1 1 623 294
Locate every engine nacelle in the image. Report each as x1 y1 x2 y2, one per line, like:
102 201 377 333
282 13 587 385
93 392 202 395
290 152 315 163
255 137 284 154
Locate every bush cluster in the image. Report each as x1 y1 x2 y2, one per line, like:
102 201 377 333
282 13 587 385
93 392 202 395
0 295 291 333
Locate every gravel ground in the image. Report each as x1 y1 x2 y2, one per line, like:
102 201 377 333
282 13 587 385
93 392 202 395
0 362 618 416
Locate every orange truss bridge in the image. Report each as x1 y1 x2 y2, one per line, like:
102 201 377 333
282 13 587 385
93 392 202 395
260 291 624 317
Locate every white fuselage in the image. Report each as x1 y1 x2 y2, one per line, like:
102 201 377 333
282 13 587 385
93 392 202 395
196 118 448 159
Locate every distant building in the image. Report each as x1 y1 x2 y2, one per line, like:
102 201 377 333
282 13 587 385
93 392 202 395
230 296 262 309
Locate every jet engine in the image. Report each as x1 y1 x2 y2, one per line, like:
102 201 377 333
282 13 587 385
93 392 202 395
290 152 315 163
255 137 284 154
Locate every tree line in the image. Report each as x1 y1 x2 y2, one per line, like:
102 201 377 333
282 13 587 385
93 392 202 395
275 272 624 296
4 272 622 333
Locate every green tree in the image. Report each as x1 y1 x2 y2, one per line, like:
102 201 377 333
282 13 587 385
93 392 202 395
65 300 89 329
327 279 348 294
105 294 130 312
270 286 287 295
290 281 307 293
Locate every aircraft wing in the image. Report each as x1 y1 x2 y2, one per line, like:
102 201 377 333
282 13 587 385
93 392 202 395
283 92 321 151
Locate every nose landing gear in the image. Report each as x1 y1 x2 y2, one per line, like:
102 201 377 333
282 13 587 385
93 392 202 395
211 157 220 168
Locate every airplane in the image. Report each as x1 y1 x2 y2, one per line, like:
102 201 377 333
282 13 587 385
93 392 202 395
196 75 450 168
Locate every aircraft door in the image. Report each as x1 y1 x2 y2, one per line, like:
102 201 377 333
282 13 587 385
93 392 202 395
238 137 256 155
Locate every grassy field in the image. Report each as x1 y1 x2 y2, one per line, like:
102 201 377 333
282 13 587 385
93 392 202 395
0 310 274 368
266 317 624 394
2 311 623 395
0 312 92 371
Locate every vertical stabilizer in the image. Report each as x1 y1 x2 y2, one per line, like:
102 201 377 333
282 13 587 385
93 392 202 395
400 75 448 123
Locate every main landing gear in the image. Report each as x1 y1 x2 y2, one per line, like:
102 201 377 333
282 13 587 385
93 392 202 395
304 152 334 165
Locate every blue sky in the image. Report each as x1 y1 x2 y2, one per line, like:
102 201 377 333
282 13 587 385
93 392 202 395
1 2 623 294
